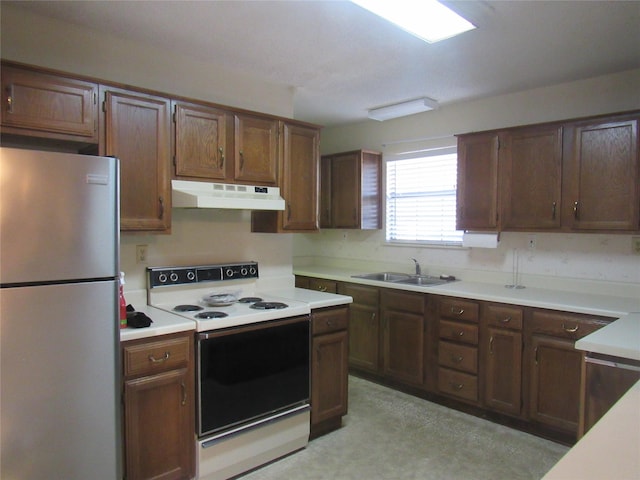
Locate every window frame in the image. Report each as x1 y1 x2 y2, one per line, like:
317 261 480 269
384 146 464 248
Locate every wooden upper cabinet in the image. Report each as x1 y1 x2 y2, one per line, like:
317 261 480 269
101 86 171 232
456 132 499 230
173 101 229 180
280 122 319 231
501 125 563 230
563 116 639 231
320 150 382 229
1 65 98 142
251 121 320 233
233 113 278 185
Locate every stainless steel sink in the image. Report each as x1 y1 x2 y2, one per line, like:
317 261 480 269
392 275 450 286
351 272 456 286
351 272 411 282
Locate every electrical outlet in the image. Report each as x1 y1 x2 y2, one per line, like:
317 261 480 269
136 245 148 264
632 237 640 255
528 234 536 250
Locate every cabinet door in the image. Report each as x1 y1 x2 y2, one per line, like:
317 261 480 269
174 102 228 180
529 335 582 433
331 152 361 228
382 309 425 385
124 368 195 480
348 303 379 373
319 155 332 228
484 327 522 416
280 122 319 230
102 88 171 232
1 66 98 141
457 132 499 230
501 126 562 229
311 330 349 425
309 278 337 293
233 113 278 184
564 118 639 230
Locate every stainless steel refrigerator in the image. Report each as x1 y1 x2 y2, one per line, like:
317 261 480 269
0 147 121 479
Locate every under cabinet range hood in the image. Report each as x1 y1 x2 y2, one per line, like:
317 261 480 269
171 180 285 210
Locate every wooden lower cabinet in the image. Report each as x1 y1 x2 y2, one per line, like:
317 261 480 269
311 306 349 437
122 332 195 480
437 297 480 404
528 309 612 436
338 282 380 374
481 304 524 417
381 289 425 386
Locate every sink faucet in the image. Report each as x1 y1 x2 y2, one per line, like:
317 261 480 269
411 258 421 276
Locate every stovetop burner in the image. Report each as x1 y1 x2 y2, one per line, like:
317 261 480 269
238 297 263 303
173 304 204 312
250 301 288 310
195 311 229 319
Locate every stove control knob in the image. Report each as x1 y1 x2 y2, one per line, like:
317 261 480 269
240 267 248 276
169 272 179 283
186 270 196 281
158 273 168 284
225 268 234 278
249 266 257 276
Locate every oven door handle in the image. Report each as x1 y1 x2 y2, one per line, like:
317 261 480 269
201 404 310 448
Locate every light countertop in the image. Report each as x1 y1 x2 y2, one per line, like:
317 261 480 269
119 287 353 343
576 313 640 361
294 266 640 318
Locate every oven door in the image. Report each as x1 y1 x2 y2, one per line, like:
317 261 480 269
197 315 310 438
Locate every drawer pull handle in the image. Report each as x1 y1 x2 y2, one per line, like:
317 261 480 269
450 382 464 391
318 286 327 292
456 331 464 337
452 354 463 363
148 351 170 363
181 381 187 406
562 323 579 333
489 335 494 354
451 307 465 316
500 316 512 323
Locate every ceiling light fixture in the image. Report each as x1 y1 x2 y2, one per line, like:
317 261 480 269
368 97 439 121
352 0 476 43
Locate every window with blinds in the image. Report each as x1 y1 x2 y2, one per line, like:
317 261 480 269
386 152 463 245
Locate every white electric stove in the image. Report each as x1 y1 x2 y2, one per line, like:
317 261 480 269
147 262 311 480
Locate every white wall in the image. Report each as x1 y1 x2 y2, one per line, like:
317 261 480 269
295 70 640 297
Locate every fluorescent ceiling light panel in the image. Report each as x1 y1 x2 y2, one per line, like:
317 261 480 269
368 97 439 121
352 0 476 43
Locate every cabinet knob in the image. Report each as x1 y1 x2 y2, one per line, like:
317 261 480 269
551 201 557 220
499 316 512 323
562 323 579 333
451 307 465 316
451 354 463 363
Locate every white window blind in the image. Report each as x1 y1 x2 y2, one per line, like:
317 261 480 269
386 152 463 245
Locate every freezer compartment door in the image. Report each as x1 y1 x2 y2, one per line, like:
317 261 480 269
0 147 118 284
1 280 121 479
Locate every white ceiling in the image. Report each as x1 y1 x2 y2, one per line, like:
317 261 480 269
7 0 640 127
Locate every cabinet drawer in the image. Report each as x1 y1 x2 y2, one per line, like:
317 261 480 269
439 320 479 345
309 278 338 293
438 367 478 402
530 310 611 340
382 289 424 314
339 283 379 305
485 304 523 330
123 335 191 378
438 341 478 374
312 306 349 335
439 298 479 323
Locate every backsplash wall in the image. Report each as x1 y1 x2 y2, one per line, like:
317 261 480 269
293 230 640 298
